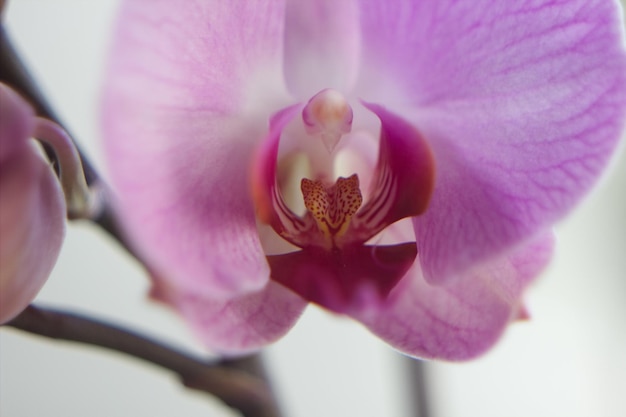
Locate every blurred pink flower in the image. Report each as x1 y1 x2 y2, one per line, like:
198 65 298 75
0 84 65 323
102 0 626 359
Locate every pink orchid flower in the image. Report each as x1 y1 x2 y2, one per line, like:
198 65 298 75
0 84 65 323
102 0 626 359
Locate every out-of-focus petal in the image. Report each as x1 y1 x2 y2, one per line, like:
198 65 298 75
283 0 361 98
0 83 34 161
0 86 65 323
150 276 306 355
358 233 555 360
102 1 291 296
356 0 626 283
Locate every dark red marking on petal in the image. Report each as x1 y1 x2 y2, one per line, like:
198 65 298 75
301 174 363 239
268 242 417 314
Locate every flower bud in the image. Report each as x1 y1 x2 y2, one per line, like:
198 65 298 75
0 83 65 323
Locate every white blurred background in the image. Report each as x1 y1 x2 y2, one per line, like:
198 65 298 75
1 1 625 416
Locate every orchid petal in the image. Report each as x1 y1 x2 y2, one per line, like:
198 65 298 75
283 0 361 98
358 233 555 360
250 104 304 241
102 1 291 296
150 277 306 355
268 243 416 314
356 0 626 283
0 85 65 323
346 102 435 245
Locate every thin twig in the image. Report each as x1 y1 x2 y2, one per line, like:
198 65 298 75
6 305 283 417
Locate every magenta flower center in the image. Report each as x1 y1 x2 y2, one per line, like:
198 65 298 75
251 89 436 312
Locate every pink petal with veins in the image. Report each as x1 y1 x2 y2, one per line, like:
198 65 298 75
358 233 555 360
283 0 361 97
102 0 292 297
150 275 306 355
356 0 626 284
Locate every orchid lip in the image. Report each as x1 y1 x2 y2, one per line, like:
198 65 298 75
249 90 435 311
251 91 436 251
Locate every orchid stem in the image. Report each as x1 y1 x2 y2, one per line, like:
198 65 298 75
405 357 433 417
5 305 283 417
